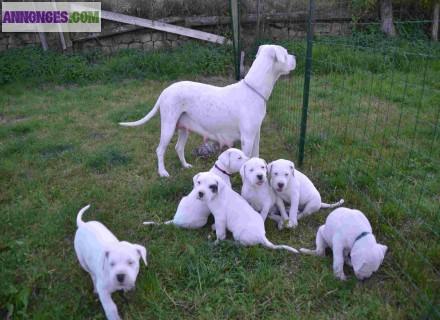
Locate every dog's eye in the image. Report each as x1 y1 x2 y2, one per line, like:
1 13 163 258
197 181 201 185
209 184 218 193
127 260 134 266
110 262 115 267
250 169 254 172
261 166 265 169
285 173 288 177
274 172 278 176
238 156 242 160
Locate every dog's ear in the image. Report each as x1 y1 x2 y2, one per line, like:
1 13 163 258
378 244 388 257
102 250 110 270
273 46 287 64
267 161 274 177
133 244 148 266
288 161 295 175
262 159 267 170
214 175 226 192
240 163 246 181
192 173 201 186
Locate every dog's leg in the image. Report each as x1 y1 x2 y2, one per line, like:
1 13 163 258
240 130 256 157
175 128 192 168
297 201 320 219
331 234 347 280
287 190 300 228
156 118 178 177
214 218 227 244
251 128 261 157
97 287 121 320
276 197 289 226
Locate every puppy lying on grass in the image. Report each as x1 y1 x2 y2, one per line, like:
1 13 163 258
268 159 344 228
74 205 147 320
143 148 248 228
194 171 298 253
240 157 288 229
300 207 387 280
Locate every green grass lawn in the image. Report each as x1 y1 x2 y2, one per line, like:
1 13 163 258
0 39 439 319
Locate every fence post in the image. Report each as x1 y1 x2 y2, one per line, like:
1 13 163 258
298 0 315 167
229 0 241 80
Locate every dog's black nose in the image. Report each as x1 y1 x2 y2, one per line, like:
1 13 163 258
277 182 284 189
198 191 204 198
116 274 125 283
257 174 263 181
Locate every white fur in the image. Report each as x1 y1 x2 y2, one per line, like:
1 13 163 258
240 157 288 229
300 207 388 280
143 148 248 228
74 205 147 320
268 159 344 228
194 172 298 253
120 45 296 177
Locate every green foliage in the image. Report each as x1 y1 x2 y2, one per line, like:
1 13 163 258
0 42 233 86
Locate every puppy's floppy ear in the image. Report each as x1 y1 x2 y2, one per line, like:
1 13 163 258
240 163 246 181
274 46 287 63
378 244 388 257
288 161 295 175
192 173 201 186
133 244 148 266
214 175 226 192
102 250 110 270
267 161 274 177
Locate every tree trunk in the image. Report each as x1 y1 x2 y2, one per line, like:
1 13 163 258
380 0 396 37
433 2 439 42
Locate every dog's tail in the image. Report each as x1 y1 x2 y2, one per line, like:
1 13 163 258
143 220 173 226
321 199 344 209
299 248 319 255
263 238 299 253
119 98 161 127
77 204 91 227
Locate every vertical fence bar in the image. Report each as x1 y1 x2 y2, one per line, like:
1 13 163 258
230 0 241 81
297 0 314 167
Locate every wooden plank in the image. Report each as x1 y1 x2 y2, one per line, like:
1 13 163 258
38 32 48 51
101 10 231 45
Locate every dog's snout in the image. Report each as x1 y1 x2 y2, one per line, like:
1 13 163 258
257 174 263 181
277 182 284 189
116 273 125 283
198 191 204 198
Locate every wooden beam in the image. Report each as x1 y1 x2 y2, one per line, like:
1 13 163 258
101 10 231 45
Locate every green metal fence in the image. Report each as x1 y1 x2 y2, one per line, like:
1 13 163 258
257 0 439 317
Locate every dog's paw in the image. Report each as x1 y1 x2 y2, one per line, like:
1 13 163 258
159 170 170 177
336 273 347 281
214 239 220 246
183 163 193 169
277 222 284 230
286 220 298 229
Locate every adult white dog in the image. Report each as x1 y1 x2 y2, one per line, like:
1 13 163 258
120 45 296 177
143 148 248 228
300 207 388 280
240 157 288 229
194 172 298 253
74 205 147 320
268 159 344 228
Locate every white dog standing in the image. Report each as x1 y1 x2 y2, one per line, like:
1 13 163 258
268 159 344 228
240 157 288 229
120 45 296 177
143 148 248 228
74 205 147 320
300 207 388 280
194 172 298 253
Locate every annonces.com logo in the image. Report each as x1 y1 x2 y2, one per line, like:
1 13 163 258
1 2 101 32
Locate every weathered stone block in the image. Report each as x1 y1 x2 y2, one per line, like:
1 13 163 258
128 42 143 49
139 33 152 42
152 32 163 41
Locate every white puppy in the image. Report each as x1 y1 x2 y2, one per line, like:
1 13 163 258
194 172 298 253
240 157 288 229
143 148 248 228
120 45 296 177
74 205 147 320
268 159 344 228
300 207 387 280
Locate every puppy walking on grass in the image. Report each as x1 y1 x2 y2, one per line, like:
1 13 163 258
74 205 148 320
194 172 298 253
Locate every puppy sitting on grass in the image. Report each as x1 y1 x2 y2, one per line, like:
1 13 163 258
240 157 289 229
74 205 147 320
194 171 298 253
300 207 387 280
143 148 248 229
268 159 344 228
